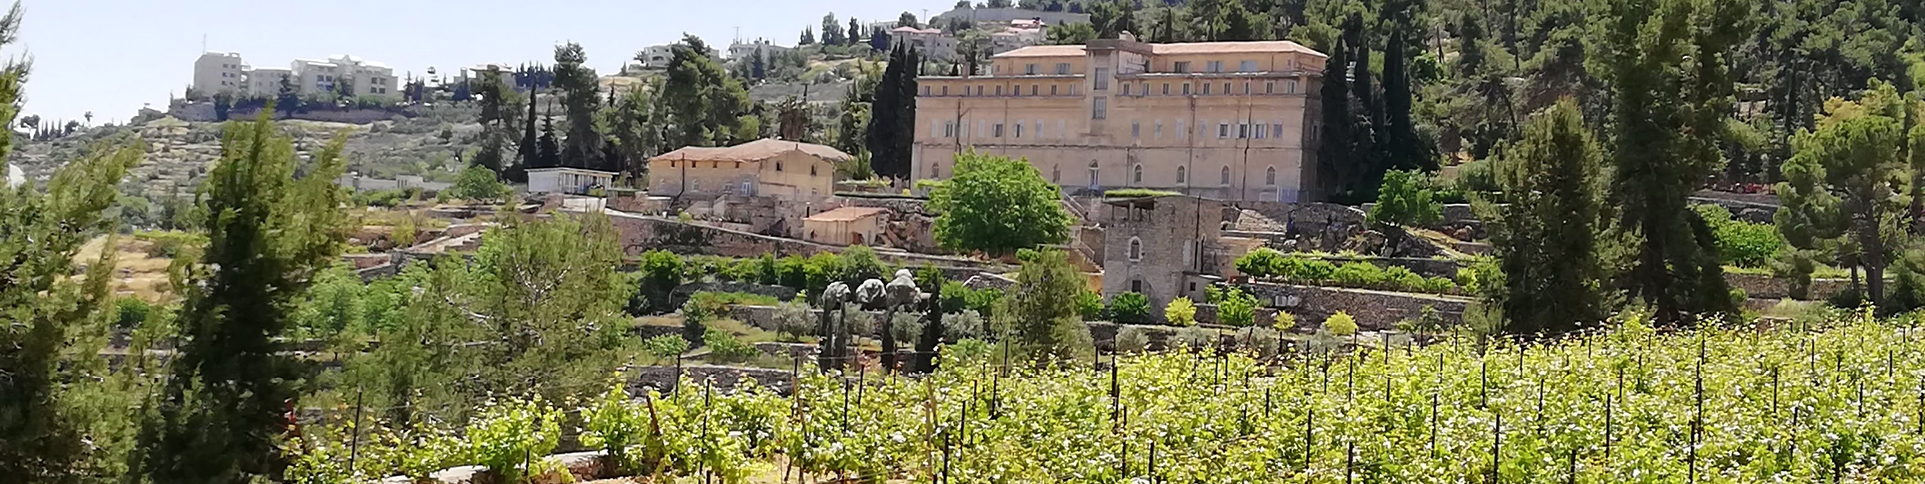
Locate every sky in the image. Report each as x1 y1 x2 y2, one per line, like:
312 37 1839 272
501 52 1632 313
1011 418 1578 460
12 0 952 125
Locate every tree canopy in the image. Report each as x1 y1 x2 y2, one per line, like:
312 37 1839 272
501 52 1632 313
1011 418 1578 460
930 151 1074 256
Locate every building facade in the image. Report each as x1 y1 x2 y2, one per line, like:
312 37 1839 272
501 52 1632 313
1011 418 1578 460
189 52 399 100
528 167 617 195
647 138 849 201
728 39 791 63
1101 194 1227 322
912 38 1325 202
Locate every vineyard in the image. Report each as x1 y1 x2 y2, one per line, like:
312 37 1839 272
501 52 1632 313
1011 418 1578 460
291 311 1925 483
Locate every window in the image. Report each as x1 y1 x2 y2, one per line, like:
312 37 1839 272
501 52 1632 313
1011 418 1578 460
1025 63 1039 75
1266 82 1275 94
1037 121 1044 138
1089 160 1100 187
931 164 941 177
1132 164 1143 183
1031 85 1039 96
976 86 984 96
1174 61 1191 73
1131 279 1144 293
1207 60 1223 72
1220 166 1232 185
1176 166 1187 184
1176 119 1186 138
942 85 949 96
1122 83 1131 95
1266 166 1277 186
1254 122 1267 139
1051 85 1059 96
1015 121 1024 138
1286 80 1298 93
1219 123 1230 138
776 161 784 172
1244 82 1251 94
1202 83 1211 95
1155 120 1163 138
1131 121 1141 138
993 123 1004 137
1093 97 1108 119
1182 83 1192 95
1094 68 1109 90
811 165 818 176
1272 123 1283 138
996 85 1003 96
1162 83 1170 95
1239 123 1250 139
943 121 957 137
1128 237 1144 261
1239 60 1258 72
1056 63 1071 74
1223 82 1231 94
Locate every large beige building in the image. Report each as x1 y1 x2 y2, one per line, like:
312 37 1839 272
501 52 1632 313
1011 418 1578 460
189 52 399 100
912 38 1326 202
648 138 849 200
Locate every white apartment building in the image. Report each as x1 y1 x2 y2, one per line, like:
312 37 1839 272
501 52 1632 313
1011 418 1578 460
728 39 791 65
192 52 246 96
190 52 399 101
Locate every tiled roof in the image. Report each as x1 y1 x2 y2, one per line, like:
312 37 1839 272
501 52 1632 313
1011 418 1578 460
1150 41 1325 57
806 206 889 222
650 138 855 163
993 45 1087 58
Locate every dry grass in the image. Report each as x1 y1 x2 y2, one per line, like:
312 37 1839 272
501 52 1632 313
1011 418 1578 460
74 236 177 303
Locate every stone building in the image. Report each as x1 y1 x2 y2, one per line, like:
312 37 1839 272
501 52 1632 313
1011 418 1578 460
801 206 888 246
190 52 399 100
647 138 848 201
1101 194 1231 322
912 37 1326 202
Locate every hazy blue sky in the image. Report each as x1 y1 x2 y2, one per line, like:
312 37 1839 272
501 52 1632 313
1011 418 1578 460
13 0 946 125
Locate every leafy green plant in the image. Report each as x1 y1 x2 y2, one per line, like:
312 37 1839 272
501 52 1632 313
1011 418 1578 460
1114 326 1150 353
702 328 760 363
1366 169 1443 228
1164 296 1197 327
642 334 690 360
1213 287 1259 327
1694 204 1784 268
580 380 650 474
1106 292 1151 323
1075 290 1106 321
1323 311 1359 336
465 395 564 484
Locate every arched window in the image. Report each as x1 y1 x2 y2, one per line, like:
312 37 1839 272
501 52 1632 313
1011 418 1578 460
1220 166 1231 185
1052 164 1061 183
1128 237 1143 261
1265 166 1277 186
931 163 941 178
810 165 818 176
776 161 784 172
1088 160 1100 188
1176 166 1187 184
1132 164 1143 184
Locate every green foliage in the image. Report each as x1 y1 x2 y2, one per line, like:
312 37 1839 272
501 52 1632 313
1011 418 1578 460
467 214 629 398
702 328 760 363
1114 326 1151 353
1482 100 1609 334
1101 188 1182 198
994 249 1093 361
642 334 691 360
930 151 1074 256
939 281 1003 317
1074 290 1106 321
663 35 756 147
1211 286 1259 327
1106 292 1151 323
136 108 352 484
1322 311 1358 336
1366 170 1442 228
638 250 684 312
451 164 509 202
115 297 155 329
1235 249 1463 295
1694 205 1784 268
580 381 649 474
465 395 565 484
1776 81 1911 307
1163 296 1197 327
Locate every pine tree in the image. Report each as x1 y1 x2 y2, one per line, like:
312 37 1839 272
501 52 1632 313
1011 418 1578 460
1605 0 1743 322
132 109 351 483
849 17 864 46
474 68 514 174
554 43 602 169
537 113 562 169
801 27 816 45
1482 100 1607 334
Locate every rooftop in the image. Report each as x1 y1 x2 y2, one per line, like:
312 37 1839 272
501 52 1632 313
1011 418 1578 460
806 206 889 222
993 45 1087 58
651 138 855 163
993 40 1327 59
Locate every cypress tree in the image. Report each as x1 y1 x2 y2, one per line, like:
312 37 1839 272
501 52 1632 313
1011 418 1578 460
133 109 351 483
537 113 562 169
515 84 539 181
554 43 602 169
865 44 920 179
1317 35 1353 199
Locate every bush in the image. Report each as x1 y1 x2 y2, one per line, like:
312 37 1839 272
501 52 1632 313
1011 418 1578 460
1115 326 1150 353
1212 287 1258 327
941 310 985 341
940 282 1003 318
1324 311 1359 336
1366 169 1442 228
451 164 509 202
770 301 816 339
579 381 649 473
1075 290 1106 321
1694 204 1784 268
115 297 153 329
1274 310 1298 329
1234 248 1290 278
703 328 760 363
1164 297 1197 327
466 396 565 484
1107 292 1152 323
642 334 689 360
1331 262 1386 287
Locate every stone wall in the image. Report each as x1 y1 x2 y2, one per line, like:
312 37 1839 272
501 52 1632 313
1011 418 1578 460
628 365 798 395
1238 282 1469 331
671 282 802 310
606 211 1008 271
1724 272 1857 301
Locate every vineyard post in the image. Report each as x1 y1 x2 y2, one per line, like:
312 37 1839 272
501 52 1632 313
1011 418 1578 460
1566 447 1576 484
703 380 714 484
1347 354 1356 402
674 354 683 399
347 387 363 480
1771 367 1779 418
1304 406 1314 472
857 364 866 406
1345 441 1355 484
1480 354 1489 408
1491 413 1502 484
1149 440 1158 484
1110 354 1120 431
1916 376 1923 435
1689 336 1703 484
1429 393 1438 459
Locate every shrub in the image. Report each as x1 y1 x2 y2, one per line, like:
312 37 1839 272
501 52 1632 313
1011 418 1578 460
1234 248 1289 278
1213 287 1259 327
941 310 985 341
703 328 760 363
1331 262 1386 287
1274 310 1298 329
940 282 1003 318
1324 311 1359 336
642 334 689 360
1107 292 1152 323
1382 266 1427 291
1366 170 1443 228
115 297 153 329
1164 297 1197 327
466 396 565 484
770 301 816 339
1075 290 1106 321
1115 326 1150 353
451 164 510 202
1694 204 1784 268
